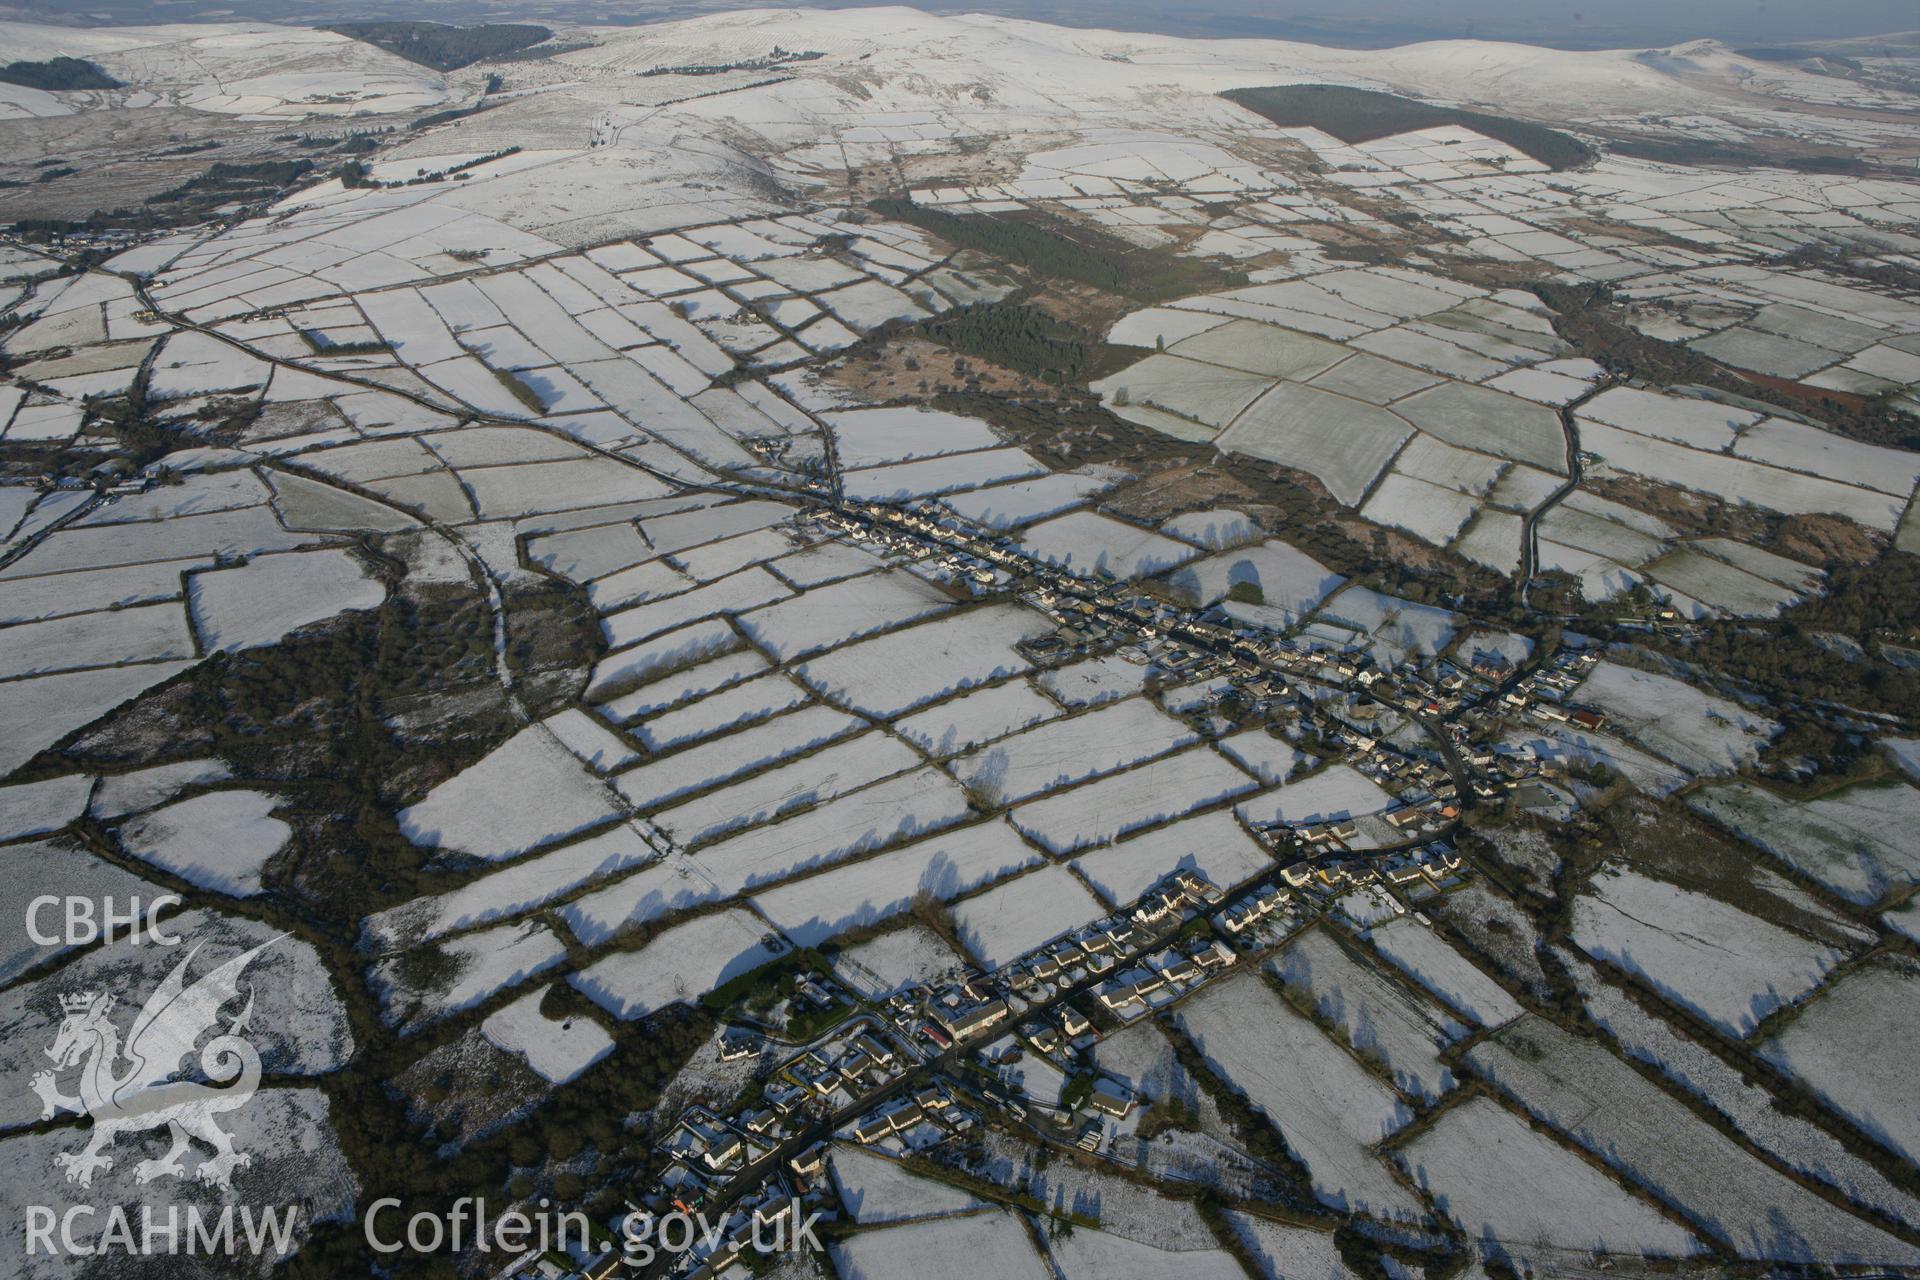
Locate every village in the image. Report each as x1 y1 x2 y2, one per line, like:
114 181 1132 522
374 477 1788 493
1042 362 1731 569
497 484 1615 1280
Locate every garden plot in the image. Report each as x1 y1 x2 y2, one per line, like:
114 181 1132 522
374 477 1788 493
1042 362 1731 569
829 923 968 1000
1020 511 1202 580
1011 748 1258 855
1236 764 1394 829
360 824 657 952
1272 927 1466 1103
830 1145 990 1224
571 907 785 1020
825 406 1003 467
650 731 921 847
1167 319 1347 380
1468 1016 1916 1264
585 618 744 702
480 988 614 1086
753 818 1041 946
1359 473 1478 546
1174 972 1424 1222
1165 540 1344 619
116 790 289 898
628 672 813 747
1569 866 1843 1038
950 864 1108 968
1069 808 1270 906
738 568 953 660
1046 1228 1247 1280
1760 961 1920 1167
615 706 862 810
600 566 792 650
0 600 195 680
370 920 566 1032
1398 1096 1703 1271
1576 662 1778 776
1558 947 1920 1229
1038 654 1147 707
795 604 1052 718
1366 917 1522 1028
398 725 623 862
950 697 1196 806
1091 353 1274 431
841 448 1047 501
188 548 386 652
895 679 1062 757
828 1210 1049 1280
1687 780 1920 906
1396 381 1567 474
1213 383 1411 506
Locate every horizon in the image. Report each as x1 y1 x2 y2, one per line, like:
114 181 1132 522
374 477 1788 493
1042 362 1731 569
3 0 1916 51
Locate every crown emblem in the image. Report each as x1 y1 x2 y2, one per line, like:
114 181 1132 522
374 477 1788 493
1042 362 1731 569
59 991 99 1014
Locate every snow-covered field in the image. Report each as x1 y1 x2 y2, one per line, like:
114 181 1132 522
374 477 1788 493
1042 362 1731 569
949 864 1109 968
1010 747 1258 854
1271 927 1465 1102
794 604 1050 717
950 696 1196 806
116 790 289 897
1174 971 1425 1221
828 1145 988 1223
1570 866 1843 1037
1398 1096 1703 1270
1688 780 1920 906
753 818 1040 946
1236 764 1394 829
570 907 785 1020
1761 961 1920 1169
828 1210 1049 1280
398 725 622 861
480 987 615 1084
1071 809 1271 906
1574 662 1778 776
1468 1016 1916 1264
828 923 966 999
1366 917 1523 1028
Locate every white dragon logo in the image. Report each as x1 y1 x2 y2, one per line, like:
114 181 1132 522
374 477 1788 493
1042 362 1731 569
32 938 279 1190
